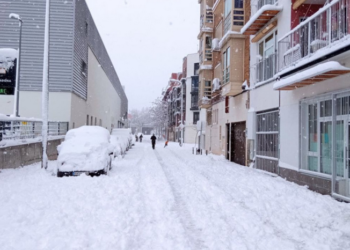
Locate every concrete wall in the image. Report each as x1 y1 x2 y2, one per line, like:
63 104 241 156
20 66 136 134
0 138 63 169
86 48 122 131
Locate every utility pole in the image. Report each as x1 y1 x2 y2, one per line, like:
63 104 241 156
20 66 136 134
42 0 50 169
9 13 23 117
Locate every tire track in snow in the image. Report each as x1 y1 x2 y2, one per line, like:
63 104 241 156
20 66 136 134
168 149 306 249
154 150 207 250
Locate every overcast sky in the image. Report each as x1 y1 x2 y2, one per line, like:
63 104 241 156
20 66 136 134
86 0 199 111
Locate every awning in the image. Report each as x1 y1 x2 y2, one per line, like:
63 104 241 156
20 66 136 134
241 5 282 36
273 61 350 90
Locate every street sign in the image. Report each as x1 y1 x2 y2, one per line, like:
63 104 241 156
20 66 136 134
0 48 18 90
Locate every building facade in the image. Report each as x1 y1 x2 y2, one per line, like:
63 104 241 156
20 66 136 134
162 53 200 144
197 0 251 166
242 0 350 201
0 0 128 130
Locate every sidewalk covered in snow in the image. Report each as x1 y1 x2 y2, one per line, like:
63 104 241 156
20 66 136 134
0 137 349 249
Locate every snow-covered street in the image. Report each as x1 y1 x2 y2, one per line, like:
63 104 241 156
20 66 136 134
0 137 350 250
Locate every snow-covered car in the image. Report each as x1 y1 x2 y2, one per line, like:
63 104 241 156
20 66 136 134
111 129 133 150
110 134 126 158
57 126 114 177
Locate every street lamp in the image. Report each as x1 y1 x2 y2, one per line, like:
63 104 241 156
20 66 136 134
42 0 50 169
9 13 23 117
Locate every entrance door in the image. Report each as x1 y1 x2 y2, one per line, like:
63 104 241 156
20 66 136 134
230 122 246 166
334 120 350 198
226 124 230 160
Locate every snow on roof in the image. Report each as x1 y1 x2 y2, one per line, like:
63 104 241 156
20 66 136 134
240 5 283 34
273 61 350 90
0 113 42 122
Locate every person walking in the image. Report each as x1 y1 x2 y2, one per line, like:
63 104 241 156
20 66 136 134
139 134 143 142
164 140 168 148
135 134 138 142
151 134 157 150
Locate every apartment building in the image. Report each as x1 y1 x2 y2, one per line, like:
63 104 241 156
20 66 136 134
163 53 200 144
245 0 350 201
197 0 250 165
0 0 128 130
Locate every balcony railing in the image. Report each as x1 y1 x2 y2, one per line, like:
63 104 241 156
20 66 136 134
0 120 69 142
258 0 278 10
200 8 214 29
278 0 350 72
224 12 232 35
255 53 276 84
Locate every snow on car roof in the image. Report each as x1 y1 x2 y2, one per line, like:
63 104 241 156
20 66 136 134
59 126 110 155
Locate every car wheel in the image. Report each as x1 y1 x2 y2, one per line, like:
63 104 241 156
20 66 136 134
57 171 63 178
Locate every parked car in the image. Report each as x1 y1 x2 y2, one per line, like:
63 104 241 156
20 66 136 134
57 126 114 177
110 134 126 158
111 129 133 150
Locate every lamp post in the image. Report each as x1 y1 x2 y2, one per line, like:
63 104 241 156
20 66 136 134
9 13 23 117
42 0 50 169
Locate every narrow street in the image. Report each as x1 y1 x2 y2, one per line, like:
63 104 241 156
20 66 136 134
0 137 349 250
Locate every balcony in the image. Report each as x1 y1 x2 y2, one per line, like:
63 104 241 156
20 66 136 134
199 97 211 109
254 53 276 85
200 8 214 28
278 0 350 74
241 0 282 35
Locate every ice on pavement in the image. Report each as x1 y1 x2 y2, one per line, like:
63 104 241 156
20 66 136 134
0 137 349 250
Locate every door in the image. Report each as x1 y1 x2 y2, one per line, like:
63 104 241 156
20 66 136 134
230 122 246 166
226 124 230 160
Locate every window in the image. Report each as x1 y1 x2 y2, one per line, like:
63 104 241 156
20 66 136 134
85 21 88 35
225 96 229 113
82 60 87 78
224 0 232 18
256 110 279 174
256 30 277 83
233 0 244 26
224 0 232 33
301 95 350 178
194 63 199 76
205 36 212 61
223 47 230 84
204 80 211 98
193 112 200 124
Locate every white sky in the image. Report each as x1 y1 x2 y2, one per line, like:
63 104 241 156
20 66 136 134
86 0 199 111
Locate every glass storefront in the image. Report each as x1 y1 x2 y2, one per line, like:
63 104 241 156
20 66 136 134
301 91 350 201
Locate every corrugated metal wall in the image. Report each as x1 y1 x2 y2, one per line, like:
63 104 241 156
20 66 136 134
0 0 128 116
0 0 74 92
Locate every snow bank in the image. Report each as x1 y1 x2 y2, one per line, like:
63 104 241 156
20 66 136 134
57 126 111 172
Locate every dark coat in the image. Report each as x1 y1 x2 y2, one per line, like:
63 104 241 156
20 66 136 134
151 135 157 143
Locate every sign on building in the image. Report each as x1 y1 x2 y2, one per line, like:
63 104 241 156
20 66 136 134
0 48 18 95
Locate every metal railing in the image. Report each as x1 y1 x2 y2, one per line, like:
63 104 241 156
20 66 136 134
278 0 350 72
258 0 278 10
255 53 276 84
0 120 69 142
224 12 232 35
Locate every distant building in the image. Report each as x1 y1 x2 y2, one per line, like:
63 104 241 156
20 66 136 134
0 0 128 130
